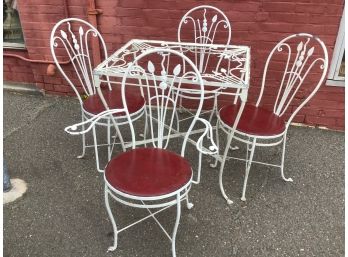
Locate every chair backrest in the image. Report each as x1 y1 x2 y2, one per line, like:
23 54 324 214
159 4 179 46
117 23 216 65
106 48 204 156
256 33 329 125
177 5 231 73
50 18 109 105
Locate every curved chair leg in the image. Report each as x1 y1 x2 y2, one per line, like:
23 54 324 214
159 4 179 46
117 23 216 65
92 126 104 173
107 118 112 161
218 99 246 204
77 113 86 159
210 119 220 168
178 95 184 114
144 111 149 139
241 138 256 201
185 188 193 209
218 128 235 205
142 109 149 147
172 193 182 257
105 186 118 252
280 133 293 182
175 109 180 133
139 111 147 137
208 94 218 123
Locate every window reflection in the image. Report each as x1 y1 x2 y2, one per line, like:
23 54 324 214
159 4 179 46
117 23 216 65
338 51 345 77
3 0 24 44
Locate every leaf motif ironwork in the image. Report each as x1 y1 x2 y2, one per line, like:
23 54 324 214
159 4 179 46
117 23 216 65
60 30 67 39
202 9 207 33
147 60 155 73
173 64 181 76
160 70 168 90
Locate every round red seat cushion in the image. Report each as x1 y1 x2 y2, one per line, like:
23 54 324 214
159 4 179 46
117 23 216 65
83 87 145 115
105 148 192 197
219 104 286 136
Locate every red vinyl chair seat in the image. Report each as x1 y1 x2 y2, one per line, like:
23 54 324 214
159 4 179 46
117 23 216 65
83 88 145 116
105 148 192 197
219 104 286 137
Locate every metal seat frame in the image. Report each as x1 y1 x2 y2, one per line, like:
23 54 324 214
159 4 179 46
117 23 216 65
214 33 329 202
50 18 145 172
65 48 217 256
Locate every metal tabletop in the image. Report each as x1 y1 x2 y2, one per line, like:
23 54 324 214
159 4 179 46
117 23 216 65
94 39 251 91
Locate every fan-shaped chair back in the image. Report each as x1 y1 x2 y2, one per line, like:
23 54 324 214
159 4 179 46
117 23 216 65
178 5 231 73
50 18 109 105
257 33 329 126
117 49 204 154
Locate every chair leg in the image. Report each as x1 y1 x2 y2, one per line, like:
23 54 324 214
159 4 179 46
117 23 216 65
107 118 112 161
178 95 183 113
175 109 180 133
280 134 293 182
241 138 256 201
208 94 218 123
77 113 86 159
210 119 220 168
142 109 149 147
92 126 104 173
185 188 193 209
171 193 181 257
218 99 246 204
105 186 118 252
218 127 235 205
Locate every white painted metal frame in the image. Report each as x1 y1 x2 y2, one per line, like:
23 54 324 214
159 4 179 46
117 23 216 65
50 18 145 172
177 5 232 122
93 39 250 152
215 33 329 203
65 48 218 257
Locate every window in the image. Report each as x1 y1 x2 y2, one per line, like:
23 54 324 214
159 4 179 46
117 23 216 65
327 7 345 87
3 0 25 49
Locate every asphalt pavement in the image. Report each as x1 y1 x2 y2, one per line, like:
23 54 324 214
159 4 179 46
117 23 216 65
3 91 344 257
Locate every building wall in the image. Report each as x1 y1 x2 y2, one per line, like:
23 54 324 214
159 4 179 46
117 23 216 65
3 0 345 130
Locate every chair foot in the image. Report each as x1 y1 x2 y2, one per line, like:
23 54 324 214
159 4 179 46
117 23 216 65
241 196 246 202
107 246 117 252
186 202 194 209
77 144 86 159
282 177 293 182
281 168 293 182
229 145 239 151
210 162 218 168
185 191 194 209
76 154 85 159
226 199 233 205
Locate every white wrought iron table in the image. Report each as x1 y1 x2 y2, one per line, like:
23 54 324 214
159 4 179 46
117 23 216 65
92 39 251 152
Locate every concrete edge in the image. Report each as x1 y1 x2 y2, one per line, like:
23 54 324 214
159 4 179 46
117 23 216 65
3 82 45 96
290 122 343 132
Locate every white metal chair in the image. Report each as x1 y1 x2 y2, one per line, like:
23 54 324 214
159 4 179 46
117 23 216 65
65 48 217 256
50 18 145 172
177 5 232 122
215 33 329 202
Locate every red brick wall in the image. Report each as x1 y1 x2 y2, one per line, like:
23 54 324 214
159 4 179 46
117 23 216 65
4 50 36 84
3 0 345 130
4 0 88 96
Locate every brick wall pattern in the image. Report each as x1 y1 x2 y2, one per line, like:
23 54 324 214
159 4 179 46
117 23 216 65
3 0 345 130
